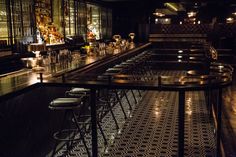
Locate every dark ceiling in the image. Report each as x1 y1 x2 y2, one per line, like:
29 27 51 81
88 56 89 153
102 0 236 20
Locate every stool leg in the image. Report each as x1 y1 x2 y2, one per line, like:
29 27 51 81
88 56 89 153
51 111 68 157
72 111 91 157
106 101 119 130
114 90 127 119
130 90 137 104
123 90 132 111
97 121 108 146
67 115 75 152
137 90 142 97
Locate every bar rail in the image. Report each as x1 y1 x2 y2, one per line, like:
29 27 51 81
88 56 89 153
38 61 232 157
0 42 233 157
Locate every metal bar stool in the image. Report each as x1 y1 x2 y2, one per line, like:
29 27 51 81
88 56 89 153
105 68 133 113
101 73 128 120
66 88 108 147
98 89 120 130
49 97 90 157
97 75 127 131
119 62 139 104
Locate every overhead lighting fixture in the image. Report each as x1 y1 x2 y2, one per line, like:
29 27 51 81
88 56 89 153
153 12 165 17
194 3 199 8
197 20 201 24
179 21 183 25
233 12 236 16
226 17 234 23
187 11 197 18
164 3 178 12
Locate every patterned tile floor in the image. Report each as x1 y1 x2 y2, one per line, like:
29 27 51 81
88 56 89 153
51 71 216 157
104 91 216 157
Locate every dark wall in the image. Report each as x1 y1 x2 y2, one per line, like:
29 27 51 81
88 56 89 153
109 0 236 43
111 1 160 42
0 86 70 157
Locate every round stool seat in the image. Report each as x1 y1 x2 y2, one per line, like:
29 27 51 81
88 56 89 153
97 75 113 81
114 64 129 68
67 88 90 97
99 95 117 103
121 62 134 65
102 72 117 76
49 97 83 110
187 70 207 76
106 68 122 73
71 88 90 93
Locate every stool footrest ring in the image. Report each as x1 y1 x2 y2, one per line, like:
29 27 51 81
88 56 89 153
53 129 83 141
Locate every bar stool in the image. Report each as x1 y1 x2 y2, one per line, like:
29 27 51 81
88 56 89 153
115 63 139 104
105 68 133 114
66 88 108 147
102 73 128 119
98 89 120 130
122 61 143 98
49 97 90 157
97 74 126 131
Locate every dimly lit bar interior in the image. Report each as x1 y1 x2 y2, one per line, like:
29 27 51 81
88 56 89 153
0 0 236 156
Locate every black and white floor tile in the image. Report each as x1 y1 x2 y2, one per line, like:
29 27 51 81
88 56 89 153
51 71 216 157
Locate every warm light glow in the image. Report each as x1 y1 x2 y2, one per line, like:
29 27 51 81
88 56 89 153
165 3 178 12
186 97 192 116
186 110 192 115
178 50 183 53
85 57 96 64
0 11 6 16
218 65 224 69
178 59 182 62
177 55 183 58
153 12 165 17
232 12 236 16
165 18 169 22
197 20 201 24
226 17 234 23
155 111 160 116
187 11 196 18
179 21 183 25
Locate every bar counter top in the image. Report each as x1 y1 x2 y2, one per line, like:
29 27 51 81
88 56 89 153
0 43 151 101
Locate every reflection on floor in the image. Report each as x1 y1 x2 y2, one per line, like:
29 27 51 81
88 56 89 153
53 90 216 157
222 84 236 156
105 91 215 157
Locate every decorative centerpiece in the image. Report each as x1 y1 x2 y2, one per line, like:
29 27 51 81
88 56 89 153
27 43 46 71
113 34 121 46
129 33 135 49
87 31 96 42
129 33 135 43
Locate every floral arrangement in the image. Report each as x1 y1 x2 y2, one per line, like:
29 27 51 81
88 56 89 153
87 31 96 40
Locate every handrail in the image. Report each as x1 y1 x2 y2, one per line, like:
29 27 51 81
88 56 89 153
0 42 233 157
46 62 232 91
